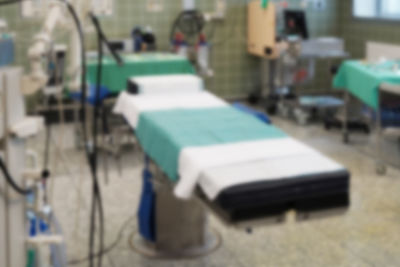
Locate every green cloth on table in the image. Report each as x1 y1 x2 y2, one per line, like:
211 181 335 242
87 53 195 93
136 107 287 181
333 60 400 110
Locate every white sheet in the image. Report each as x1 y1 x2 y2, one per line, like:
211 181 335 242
175 138 344 200
131 74 204 95
113 91 227 128
199 149 344 200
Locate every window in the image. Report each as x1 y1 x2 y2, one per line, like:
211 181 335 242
354 0 400 20
381 0 400 19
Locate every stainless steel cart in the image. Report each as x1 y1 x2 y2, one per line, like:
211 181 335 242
342 83 400 175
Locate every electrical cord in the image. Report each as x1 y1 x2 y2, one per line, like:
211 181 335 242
0 156 33 195
88 12 124 267
89 13 123 66
63 3 105 267
56 3 106 267
67 214 136 265
41 120 52 205
42 123 51 175
88 26 105 267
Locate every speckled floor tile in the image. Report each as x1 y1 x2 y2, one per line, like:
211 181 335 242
26 117 400 267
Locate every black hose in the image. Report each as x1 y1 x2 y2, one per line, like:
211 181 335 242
64 3 105 267
88 13 125 266
87 27 105 267
90 13 123 67
0 156 32 195
68 215 135 265
43 124 51 172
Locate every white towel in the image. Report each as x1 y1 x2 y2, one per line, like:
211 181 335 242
131 74 204 94
113 91 227 128
198 149 345 200
175 138 313 199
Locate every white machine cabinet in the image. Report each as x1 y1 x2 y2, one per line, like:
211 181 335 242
0 68 44 267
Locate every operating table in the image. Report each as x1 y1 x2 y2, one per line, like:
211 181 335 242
114 74 350 257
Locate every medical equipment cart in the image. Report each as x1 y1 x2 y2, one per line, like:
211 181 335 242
335 60 400 174
375 83 400 175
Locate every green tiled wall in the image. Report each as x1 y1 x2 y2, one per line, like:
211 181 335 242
0 0 341 99
339 0 400 59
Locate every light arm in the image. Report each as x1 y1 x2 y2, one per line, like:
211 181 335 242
22 2 64 95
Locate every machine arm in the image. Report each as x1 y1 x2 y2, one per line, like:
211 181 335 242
22 2 65 95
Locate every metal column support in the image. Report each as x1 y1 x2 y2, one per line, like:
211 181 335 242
268 59 277 95
130 162 220 259
375 91 386 174
342 90 349 143
376 84 389 175
0 68 7 267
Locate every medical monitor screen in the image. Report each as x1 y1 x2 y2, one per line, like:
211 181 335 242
284 10 309 40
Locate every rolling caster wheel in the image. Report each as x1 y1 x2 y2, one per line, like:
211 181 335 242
294 108 309 125
278 104 289 118
376 164 387 175
266 104 277 115
248 93 261 105
324 121 331 130
343 133 349 144
266 95 279 115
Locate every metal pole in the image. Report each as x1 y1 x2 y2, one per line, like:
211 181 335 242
2 72 10 267
342 90 349 143
268 59 277 95
2 68 27 267
260 59 267 99
0 72 4 267
376 87 386 174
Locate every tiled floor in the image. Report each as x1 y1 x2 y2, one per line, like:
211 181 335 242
29 116 400 267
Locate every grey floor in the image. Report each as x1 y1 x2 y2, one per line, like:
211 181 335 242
28 116 400 267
